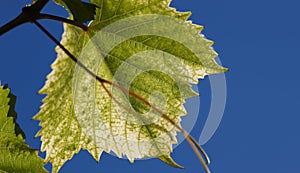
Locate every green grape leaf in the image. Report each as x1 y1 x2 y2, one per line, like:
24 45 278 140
34 0 228 172
0 85 47 173
54 0 98 23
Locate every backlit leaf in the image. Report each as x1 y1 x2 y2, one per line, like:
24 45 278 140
34 0 227 172
0 85 47 173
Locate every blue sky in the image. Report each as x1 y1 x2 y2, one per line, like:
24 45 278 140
1 0 300 173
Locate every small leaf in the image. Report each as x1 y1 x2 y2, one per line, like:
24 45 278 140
54 0 98 23
0 85 47 173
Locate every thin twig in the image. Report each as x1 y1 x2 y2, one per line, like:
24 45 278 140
0 13 28 36
189 136 211 165
0 0 49 35
38 14 88 31
185 133 211 173
0 0 88 36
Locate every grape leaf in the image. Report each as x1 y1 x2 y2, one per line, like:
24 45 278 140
34 0 227 172
0 85 47 173
54 0 98 23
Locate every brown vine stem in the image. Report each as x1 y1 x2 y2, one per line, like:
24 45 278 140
21 5 211 172
0 0 49 35
0 0 88 35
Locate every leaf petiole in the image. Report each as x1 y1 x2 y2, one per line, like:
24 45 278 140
37 13 88 31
